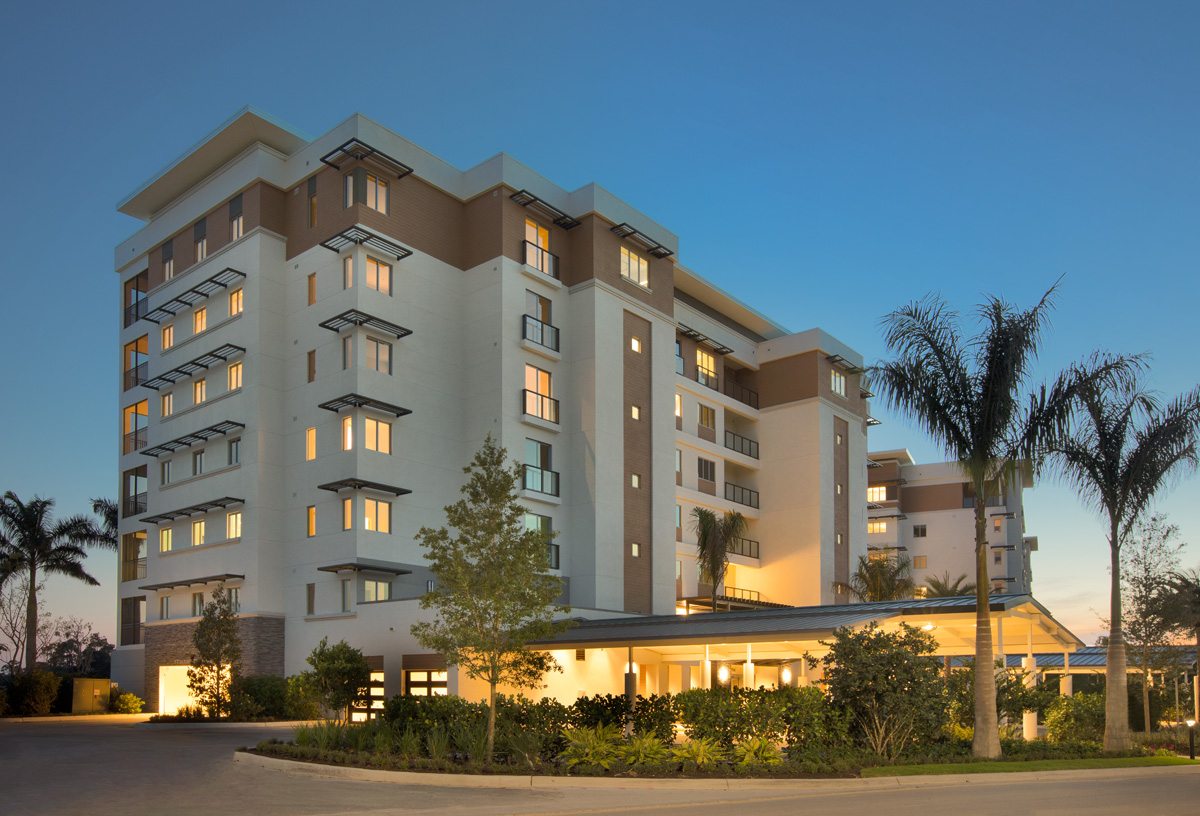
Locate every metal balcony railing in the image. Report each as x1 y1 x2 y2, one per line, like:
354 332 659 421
724 430 759 459
675 356 685 375
723 379 759 409
122 494 147 518
119 622 144 646
523 241 560 279
722 586 760 601
725 482 759 509
123 428 147 454
697 366 719 391
728 538 760 559
124 299 147 328
121 557 147 583
522 390 559 424
522 465 560 497
123 362 148 391
522 314 560 352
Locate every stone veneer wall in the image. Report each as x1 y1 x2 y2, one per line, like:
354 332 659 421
143 615 285 712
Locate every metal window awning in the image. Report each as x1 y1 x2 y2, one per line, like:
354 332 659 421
990 543 1017 550
826 354 864 375
610 222 673 258
317 558 413 576
319 226 412 261
866 416 882 427
320 138 414 179
868 544 908 552
142 268 247 324
866 501 883 510
141 344 246 390
866 458 882 468
139 573 244 592
990 511 1017 519
318 393 412 418
676 323 733 355
869 512 908 520
510 189 581 230
860 386 875 399
317 478 411 497
141 496 244 524
140 420 245 458
317 309 412 339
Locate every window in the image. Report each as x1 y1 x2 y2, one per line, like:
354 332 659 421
836 533 844 545
307 350 316 383
162 324 174 350
160 460 171 485
525 512 551 553
308 177 318 228
697 458 716 482
620 246 649 287
993 518 1002 532
306 583 315 615
631 542 641 557
914 586 929 599
193 378 206 405
307 506 316 537
226 511 241 540
341 579 351 612
631 474 641 488
307 273 316 306
867 486 887 502
342 336 353 369
836 433 843 445
675 339 684 373
227 361 242 391
191 519 205 547
192 450 204 476
524 438 556 494
831 370 846 397
192 592 204 617
994 552 1002 565
836 483 843 495
366 257 391 295
674 393 681 418
195 237 207 262
342 498 352 530
160 596 171 620
228 438 240 465
366 337 391 374
229 289 243 316
867 521 887 534
525 219 552 275
631 336 642 353
696 349 716 388
161 393 173 418
676 560 682 580
913 524 927 538
122 400 148 453
366 173 388 214
524 364 556 422
343 256 353 289
342 416 354 451
631 405 641 420
305 427 316 461
698 404 715 429
675 504 682 528
193 307 207 335
344 174 354 207
230 213 243 241
159 528 173 553
228 587 240 613
913 556 927 569
364 579 390 603
164 257 174 281
365 417 391 453
675 449 681 474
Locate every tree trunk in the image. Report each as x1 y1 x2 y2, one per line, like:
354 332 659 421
1142 669 1151 734
1104 520 1131 751
24 564 37 673
486 680 496 765
972 490 1001 758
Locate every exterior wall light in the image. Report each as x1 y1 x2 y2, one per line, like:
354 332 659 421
717 664 730 684
780 666 793 685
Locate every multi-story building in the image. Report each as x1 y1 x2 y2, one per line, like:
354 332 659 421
865 449 1037 595
110 109 874 712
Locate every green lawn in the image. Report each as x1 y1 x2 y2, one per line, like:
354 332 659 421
861 756 1198 777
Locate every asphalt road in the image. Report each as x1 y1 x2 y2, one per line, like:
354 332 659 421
1 718 1197 816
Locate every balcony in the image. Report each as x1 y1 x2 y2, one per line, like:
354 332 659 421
522 315 559 352
124 299 147 328
725 482 760 509
724 430 759 459
121 557 147 583
522 390 559 424
728 537 759 559
696 366 719 391
123 362 148 392
723 585 760 602
122 493 147 518
119 622 144 646
523 465 560 497
723 379 759 409
523 241 560 280
123 428 147 454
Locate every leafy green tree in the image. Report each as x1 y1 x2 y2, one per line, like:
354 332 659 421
187 585 242 718
925 571 976 598
947 658 1058 736
1165 566 1200 722
820 623 946 759
871 287 1126 757
1046 371 1200 749
691 507 748 611
834 554 915 602
303 637 370 722
411 435 574 763
42 616 113 676
0 492 113 672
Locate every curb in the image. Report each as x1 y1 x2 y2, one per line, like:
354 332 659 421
0 714 152 724
232 751 1200 791
136 720 310 730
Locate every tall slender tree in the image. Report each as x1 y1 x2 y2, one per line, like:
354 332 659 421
691 507 747 612
835 554 916 602
871 285 1125 758
1047 376 1200 749
89 498 119 550
0 493 113 672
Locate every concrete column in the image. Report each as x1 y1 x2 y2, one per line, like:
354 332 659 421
743 644 754 690
701 645 711 690
1022 655 1038 741
1059 675 1073 696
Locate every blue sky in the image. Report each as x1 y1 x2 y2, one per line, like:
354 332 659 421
0 1 1196 645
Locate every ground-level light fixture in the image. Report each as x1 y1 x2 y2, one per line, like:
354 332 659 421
780 666 793 685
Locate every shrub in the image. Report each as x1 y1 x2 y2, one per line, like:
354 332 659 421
304 638 370 721
10 670 63 716
559 723 622 769
426 726 451 760
453 720 489 762
570 694 630 730
293 724 313 748
1044 693 1105 743
734 735 783 767
311 720 345 751
347 722 377 752
395 724 422 758
617 731 671 766
671 737 726 769
232 675 290 720
110 691 145 714
285 674 321 720
0 687 7 717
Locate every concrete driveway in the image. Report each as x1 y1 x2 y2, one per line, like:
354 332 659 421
1 717 1196 816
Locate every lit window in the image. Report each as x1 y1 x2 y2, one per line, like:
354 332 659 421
341 416 354 450
226 511 242 540
631 542 641 557
836 483 843 495
620 246 649 287
341 579 351 612
867 486 887 502
836 433 844 445
366 173 388 214
307 273 316 306
631 474 640 488
675 393 682 418
342 498 352 530
228 438 240 465
867 521 887 534
831 370 846 398
191 519 205 547
524 364 556 422
698 404 715 429
366 337 391 374
305 427 316 461
159 528 173 553
122 400 148 453
913 555 927 569
364 579 391 602
836 533 844 545
227 362 242 391
229 289 243 316
193 378 206 405
913 524 927 538
696 350 716 388
343 256 353 289
366 257 391 295
364 498 391 533
193 307 207 335
342 336 353 369
307 506 316 537
307 350 316 383
525 219 551 274
914 587 929 599
631 405 640 420
162 324 174 350
994 518 1002 532
161 393 173 418
230 214 244 241
160 596 171 620
631 336 642 353
192 450 204 476
697 458 715 482
365 417 391 453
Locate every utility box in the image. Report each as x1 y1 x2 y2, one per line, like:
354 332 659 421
71 679 112 714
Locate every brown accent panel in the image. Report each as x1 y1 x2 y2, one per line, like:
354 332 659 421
501 191 575 279
834 417 850 601
463 189 504 270
901 483 964 513
697 425 716 444
676 470 683 486
676 414 683 431
675 331 726 386
623 311 653 614
869 460 901 485
147 245 164 290
365 655 385 671
245 181 287 236
283 167 360 260
402 653 446 672
358 173 465 269
697 478 716 496
568 215 674 315
759 351 819 408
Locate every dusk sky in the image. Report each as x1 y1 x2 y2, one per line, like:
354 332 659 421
0 1 1196 647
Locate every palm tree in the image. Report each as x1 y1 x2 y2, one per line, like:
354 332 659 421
1047 378 1200 749
925 571 976 598
90 498 119 550
0 492 114 672
835 553 915 601
871 286 1127 758
691 507 747 612
1166 567 1200 723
